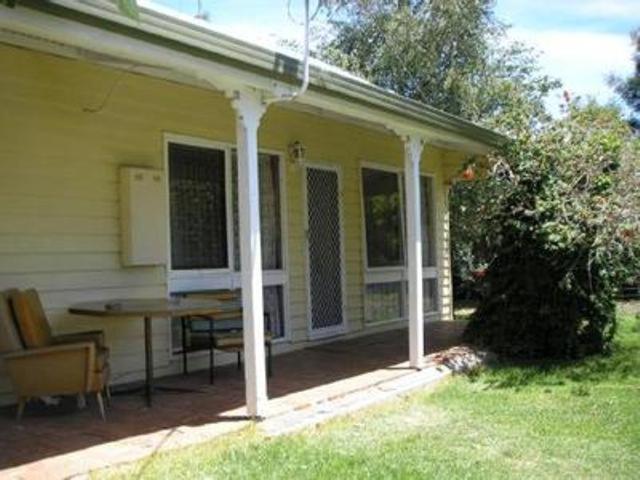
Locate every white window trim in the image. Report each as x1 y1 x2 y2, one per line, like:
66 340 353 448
360 162 407 275
164 133 235 277
163 133 290 349
303 160 349 340
360 163 440 324
419 173 439 315
420 173 438 274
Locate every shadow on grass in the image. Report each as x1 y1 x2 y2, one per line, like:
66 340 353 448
467 313 640 390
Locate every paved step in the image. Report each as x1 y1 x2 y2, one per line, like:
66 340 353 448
261 362 450 436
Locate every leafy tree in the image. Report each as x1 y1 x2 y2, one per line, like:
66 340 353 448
318 1 560 300
464 102 640 358
610 28 640 129
320 0 558 131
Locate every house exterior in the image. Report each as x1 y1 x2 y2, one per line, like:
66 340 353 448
0 1 503 415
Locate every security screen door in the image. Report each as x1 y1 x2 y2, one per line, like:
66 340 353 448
305 165 345 336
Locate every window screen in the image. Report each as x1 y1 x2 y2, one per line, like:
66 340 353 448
365 282 405 323
362 168 404 267
264 285 285 338
420 176 437 267
423 278 438 313
231 152 283 271
168 143 228 270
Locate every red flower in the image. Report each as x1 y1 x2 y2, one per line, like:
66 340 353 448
461 166 475 181
472 268 487 279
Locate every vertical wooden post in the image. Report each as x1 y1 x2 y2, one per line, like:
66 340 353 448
231 89 268 418
403 135 425 369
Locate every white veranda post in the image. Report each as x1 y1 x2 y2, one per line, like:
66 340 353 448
403 135 425 368
231 89 268 417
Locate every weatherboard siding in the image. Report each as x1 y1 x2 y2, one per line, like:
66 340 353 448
0 44 460 405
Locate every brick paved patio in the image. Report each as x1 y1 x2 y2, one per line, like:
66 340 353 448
0 321 466 479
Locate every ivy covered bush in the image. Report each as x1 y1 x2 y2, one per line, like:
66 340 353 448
464 103 640 358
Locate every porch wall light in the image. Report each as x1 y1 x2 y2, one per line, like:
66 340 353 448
288 141 306 165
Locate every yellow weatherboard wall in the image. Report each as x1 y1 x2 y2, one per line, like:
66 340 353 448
0 43 462 405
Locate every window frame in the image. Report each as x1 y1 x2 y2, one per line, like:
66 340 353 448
163 133 290 347
165 134 234 277
360 162 407 276
420 173 438 274
230 149 284 272
360 162 406 325
420 173 439 315
360 162 440 325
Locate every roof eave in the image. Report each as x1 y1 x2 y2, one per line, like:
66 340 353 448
15 0 508 150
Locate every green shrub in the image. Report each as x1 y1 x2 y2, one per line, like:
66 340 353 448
464 102 640 358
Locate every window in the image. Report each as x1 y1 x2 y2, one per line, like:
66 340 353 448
362 168 404 268
263 285 285 338
167 138 287 348
232 152 283 271
365 281 405 323
423 278 438 313
362 167 438 323
168 143 229 270
362 166 406 322
420 175 437 268
421 175 438 312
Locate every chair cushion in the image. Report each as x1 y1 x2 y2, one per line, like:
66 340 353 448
0 292 24 353
10 289 53 348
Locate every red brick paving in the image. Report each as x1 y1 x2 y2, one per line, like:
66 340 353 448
0 322 466 477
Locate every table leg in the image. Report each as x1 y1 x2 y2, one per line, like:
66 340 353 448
144 315 153 407
209 318 214 385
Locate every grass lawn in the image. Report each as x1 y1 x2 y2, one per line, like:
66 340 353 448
99 307 640 479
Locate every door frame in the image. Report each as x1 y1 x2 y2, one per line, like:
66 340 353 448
303 162 348 340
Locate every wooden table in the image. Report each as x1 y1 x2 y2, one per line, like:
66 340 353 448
69 297 229 407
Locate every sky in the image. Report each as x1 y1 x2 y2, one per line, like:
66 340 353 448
151 0 638 113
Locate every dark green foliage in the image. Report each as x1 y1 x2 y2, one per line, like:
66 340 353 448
450 174 505 299
465 104 640 358
609 28 639 129
320 0 558 126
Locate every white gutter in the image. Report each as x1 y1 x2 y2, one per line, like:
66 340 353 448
294 0 311 99
267 0 311 105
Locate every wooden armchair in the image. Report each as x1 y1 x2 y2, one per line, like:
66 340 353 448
0 289 110 420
